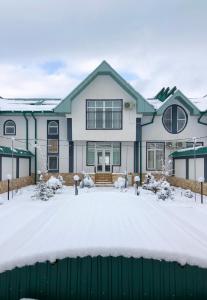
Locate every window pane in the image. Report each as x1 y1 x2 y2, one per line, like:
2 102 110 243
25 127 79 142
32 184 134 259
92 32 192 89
113 143 121 165
113 111 121 129
156 150 163 170
48 139 58 153
163 107 172 132
177 119 186 132
48 121 58 135
87 143 95 165
87 111 96 129
177 106 185 119
148 150 154 169
5 126 15 134
96 109 103 129
48 156 58 170
105 108 112 128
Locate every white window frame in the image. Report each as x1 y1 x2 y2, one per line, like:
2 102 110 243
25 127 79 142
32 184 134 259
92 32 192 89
4 120 16 135
86 100 122 129
146 142 165 171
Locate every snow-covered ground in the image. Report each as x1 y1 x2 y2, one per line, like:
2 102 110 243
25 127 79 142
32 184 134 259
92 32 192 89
0 185 207 273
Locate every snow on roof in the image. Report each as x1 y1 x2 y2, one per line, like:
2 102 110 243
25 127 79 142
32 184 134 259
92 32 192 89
0 98 62 112
189 95 207 112
147 94 207 112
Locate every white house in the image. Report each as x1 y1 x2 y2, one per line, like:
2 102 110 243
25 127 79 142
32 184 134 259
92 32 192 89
0 61 206 183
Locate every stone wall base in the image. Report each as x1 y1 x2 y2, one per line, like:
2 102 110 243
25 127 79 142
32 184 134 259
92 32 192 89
167 176 207 196
0 175 35 194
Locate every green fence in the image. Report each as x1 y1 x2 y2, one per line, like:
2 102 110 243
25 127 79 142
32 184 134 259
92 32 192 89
0 256 207 300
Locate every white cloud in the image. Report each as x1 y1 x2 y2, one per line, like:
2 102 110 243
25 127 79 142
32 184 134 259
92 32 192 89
0 0 206 98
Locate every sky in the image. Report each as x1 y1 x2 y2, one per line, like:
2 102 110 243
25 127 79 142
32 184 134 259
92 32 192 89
0 0 206 99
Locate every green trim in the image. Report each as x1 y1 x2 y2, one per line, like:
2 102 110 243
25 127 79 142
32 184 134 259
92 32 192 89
0 146 33 157
0 111 64 116
23 113 29 150
31 113 37 184
171 146 207 158
141 111 156 127
156 90 200 116
198 110 207 125
54 61 155 114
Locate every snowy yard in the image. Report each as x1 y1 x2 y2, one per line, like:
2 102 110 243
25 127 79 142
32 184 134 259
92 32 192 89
0 185 207 274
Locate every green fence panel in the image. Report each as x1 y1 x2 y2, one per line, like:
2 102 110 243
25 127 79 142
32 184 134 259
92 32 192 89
0 256 207 300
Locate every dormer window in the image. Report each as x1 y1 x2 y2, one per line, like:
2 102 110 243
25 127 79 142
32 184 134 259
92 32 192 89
4 120 16 135
162 105 187 134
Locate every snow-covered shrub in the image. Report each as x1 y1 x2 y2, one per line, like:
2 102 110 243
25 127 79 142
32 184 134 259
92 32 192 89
157 180 174 200
57 174 65 185
32 175 54 201
114 177 127 189
142 173 159 193
47 176 63 194
80 173 94 188
184 189 193 198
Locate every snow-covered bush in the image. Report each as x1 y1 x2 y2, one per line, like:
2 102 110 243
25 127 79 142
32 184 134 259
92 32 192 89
32 175 53 201
80 173 94 188
157 180 174 200
142 173 159 193
47 176 63 194
114 177 126 189
184 189 193 198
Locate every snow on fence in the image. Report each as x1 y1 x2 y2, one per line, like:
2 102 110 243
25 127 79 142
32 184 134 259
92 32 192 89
1 256 207 300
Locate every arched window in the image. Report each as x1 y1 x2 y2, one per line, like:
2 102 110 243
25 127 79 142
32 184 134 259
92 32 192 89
48 121 58 135
162 105 187 134
4 120 16 135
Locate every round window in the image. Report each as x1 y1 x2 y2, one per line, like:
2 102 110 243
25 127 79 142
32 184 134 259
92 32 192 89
162 105 187 134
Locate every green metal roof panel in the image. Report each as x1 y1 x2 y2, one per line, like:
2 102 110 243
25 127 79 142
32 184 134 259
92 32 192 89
171 146 207 158
54 61 155 114
0 146 34 157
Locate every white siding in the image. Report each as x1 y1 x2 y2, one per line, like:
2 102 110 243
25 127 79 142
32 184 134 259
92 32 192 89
19 158 30 177
189 158 204 180
2 157 17 180
70 75 136 141
174 159 186 179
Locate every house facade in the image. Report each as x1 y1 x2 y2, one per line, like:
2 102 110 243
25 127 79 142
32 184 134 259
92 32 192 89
0 61 206 183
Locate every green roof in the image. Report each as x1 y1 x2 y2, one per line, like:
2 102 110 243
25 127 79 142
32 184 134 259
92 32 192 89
171 146 207 158
54 60 155 114
0 146 34 157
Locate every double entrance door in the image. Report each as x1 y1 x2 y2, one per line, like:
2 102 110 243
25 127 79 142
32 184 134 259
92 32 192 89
96 148 111 172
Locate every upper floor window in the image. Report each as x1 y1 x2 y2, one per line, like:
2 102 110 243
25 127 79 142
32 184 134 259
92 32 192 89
48 121 59 135
4 120 16 135
86 100 122 129
162 105 187 134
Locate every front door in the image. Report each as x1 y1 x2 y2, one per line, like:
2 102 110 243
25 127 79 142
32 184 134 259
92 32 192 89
96 149 111 172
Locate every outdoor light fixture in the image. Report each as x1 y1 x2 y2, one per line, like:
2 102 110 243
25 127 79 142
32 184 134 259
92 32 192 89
198 176 205 204
134 175 140 196
7 174 11 200
73 174 80 195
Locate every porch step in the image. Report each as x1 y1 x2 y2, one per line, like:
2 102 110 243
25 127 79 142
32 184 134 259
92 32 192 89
95 183 114 187
95 173 112 184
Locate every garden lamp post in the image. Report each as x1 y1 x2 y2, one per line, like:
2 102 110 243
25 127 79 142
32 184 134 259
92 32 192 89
73 174 80 195
7 174 11 200
198 177 204 204
134 175 140 196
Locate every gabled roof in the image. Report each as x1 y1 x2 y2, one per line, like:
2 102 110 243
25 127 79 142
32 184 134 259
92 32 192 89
170 146 207 158
54 61 155 114
0 146 34 157
147 90 201 115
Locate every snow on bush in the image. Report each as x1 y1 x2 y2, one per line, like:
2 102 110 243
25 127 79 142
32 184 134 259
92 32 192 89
142 173 174 200
47 176 63 194
80 173 94 188
32 175 54 201
184 189 193 198
114 177 127 189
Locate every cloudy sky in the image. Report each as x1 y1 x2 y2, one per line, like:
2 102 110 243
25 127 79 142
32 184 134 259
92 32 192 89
0 0 206 99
